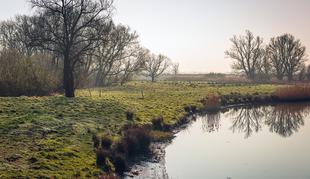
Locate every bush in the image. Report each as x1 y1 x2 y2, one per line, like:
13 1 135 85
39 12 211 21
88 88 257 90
184 105 197 114
151 116 164 130
123 126 151 157
0 49 61 96
112 154 127 175
92 134 100 149
96 149 110 167
101 136 113 149
126 111 134 121
274 85 310 101
95 126 152 175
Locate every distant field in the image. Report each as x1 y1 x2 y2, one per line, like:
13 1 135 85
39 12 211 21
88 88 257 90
162 73 251 83
0 81 278 178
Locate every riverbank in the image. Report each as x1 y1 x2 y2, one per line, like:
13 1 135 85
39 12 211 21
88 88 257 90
126 99 310 178
0 81 279 178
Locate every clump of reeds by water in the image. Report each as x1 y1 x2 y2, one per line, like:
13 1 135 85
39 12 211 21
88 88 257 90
200 94 221 111
274 85 310 101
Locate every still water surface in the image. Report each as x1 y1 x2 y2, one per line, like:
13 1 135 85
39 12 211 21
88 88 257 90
165 103 310 179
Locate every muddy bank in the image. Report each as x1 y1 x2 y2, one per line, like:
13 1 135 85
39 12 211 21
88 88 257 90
124 142 169 179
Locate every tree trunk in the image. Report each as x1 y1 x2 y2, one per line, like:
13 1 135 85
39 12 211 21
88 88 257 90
63 57 75 97
249 72 255 80
287 73 293 81
276 72 284 81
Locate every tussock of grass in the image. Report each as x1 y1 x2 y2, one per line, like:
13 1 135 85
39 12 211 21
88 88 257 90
201 94 221 111
275 85 310 101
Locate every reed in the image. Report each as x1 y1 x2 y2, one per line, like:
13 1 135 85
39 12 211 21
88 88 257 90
274 85 310 101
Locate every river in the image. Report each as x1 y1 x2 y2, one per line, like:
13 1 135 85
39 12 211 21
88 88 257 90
126 103 310 179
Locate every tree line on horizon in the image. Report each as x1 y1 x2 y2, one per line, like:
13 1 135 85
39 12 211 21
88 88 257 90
0 0 177 97
226 30 310 82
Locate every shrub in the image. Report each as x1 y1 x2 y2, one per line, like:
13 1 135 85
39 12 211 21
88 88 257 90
101 136 113 149
92 134 100 149
114 141 126 154
118 126 152 158
184 105 197 114
0 49 61 96
126 111 134 121
96 149 110 167
274 85 310 101
151 116 164 130
112 154 127 175
95 126 152 175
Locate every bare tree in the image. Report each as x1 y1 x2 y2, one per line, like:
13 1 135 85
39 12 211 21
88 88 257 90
144 53 170 82
172 62 179 81
268 34 307 81
118 47 147 86
257 51 272 81
0 15 36 57
225 30 264 80
93 23 138 86
172 62 179 75
298 65 307 81
267 37 286 80
29 0 113 97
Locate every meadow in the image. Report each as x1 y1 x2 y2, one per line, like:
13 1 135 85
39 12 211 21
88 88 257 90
0 81 279 178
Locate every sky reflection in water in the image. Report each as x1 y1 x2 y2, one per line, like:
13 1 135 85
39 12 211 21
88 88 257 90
165 103 310 179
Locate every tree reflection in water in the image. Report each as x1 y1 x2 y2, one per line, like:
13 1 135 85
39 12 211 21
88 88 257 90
266 104 309 137
227 106 266 138
225 103 310 138
201 112 221 133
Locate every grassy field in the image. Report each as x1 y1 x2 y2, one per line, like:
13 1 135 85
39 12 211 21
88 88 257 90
0 81 278 178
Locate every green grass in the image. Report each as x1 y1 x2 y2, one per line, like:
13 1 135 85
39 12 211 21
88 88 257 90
0 81 278 178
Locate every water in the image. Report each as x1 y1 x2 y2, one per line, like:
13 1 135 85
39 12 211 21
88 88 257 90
165 103 310 179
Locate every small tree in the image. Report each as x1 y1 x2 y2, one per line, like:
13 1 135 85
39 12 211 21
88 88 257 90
172 63 179 75
172 62 179 81
144 53 170 82
225 30 264 80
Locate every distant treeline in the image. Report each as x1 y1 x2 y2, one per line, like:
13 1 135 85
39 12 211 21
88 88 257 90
0 0 178 97
226 30 310 82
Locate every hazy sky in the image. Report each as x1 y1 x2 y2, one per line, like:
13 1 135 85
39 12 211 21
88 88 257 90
1 0 310 73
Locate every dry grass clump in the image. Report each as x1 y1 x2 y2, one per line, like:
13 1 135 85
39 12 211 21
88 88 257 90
274 85 310 101
200 94 221 111
94 125 152 175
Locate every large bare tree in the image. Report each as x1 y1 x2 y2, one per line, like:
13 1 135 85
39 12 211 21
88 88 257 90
29 0 113 97
225 30 264 80
144 53 170 82
267 34 307 81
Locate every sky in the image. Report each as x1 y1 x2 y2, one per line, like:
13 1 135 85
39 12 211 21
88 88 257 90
1 0 310 73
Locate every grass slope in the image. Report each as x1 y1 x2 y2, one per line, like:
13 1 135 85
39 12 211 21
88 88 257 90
0 81 278 178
